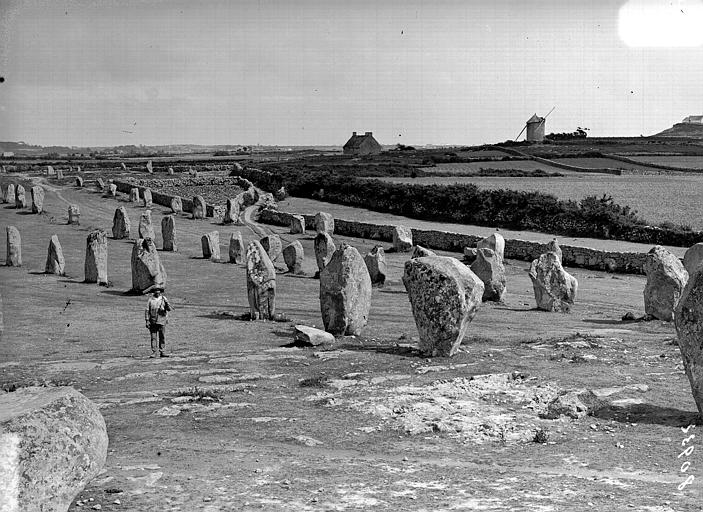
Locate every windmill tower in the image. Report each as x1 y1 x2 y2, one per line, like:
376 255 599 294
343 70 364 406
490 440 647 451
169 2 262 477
515 107 555 142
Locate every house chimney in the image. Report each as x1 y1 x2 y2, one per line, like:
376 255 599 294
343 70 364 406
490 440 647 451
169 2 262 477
352 131 357 136
365 131 372 136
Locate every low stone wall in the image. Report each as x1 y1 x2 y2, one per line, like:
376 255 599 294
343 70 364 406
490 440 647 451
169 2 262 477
259 208 652 274
497 147 622 175
127 176 254 189
113 179 223 218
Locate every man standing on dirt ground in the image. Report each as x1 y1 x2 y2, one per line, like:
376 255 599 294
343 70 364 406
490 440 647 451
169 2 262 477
145 287 173 358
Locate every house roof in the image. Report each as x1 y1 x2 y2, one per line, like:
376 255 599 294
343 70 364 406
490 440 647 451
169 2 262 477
683 115 703 123
343 132 378 149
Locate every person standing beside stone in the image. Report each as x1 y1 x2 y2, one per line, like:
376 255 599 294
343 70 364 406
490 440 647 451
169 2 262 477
144 287 172 358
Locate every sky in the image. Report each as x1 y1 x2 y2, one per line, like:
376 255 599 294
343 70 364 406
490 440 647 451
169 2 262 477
2 0 703 147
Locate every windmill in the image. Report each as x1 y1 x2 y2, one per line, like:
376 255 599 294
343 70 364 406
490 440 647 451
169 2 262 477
515 107 555 142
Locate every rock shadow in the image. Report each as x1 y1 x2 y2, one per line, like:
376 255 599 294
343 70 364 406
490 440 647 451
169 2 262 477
338 340 424 358
593 403 700 427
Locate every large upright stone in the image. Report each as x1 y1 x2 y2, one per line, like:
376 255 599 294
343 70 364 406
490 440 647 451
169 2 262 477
246 241 276 320
470 248 507 302
68 204 80 225
142 188 153 208
84 230 108 285
683 243 703 276
75 176 84 187
138 210 155 240
170 196 183 214
290 215 306 234
193 195 206 219
168 167 174 175
528 252 578 312
392 225 413 252
14 184 26 209
314 232 336 272
223 198 240 224
0 386 108 512
30 186 45 214
4 183 15 204
146 160 153 173
201 231 220 261
45 235 66 275
477 232 505 261
107 183 117 197
364 246 387 285
283 240 304 274
644 245 688 321
161 215 177 251
402 256 484 357
95 178 105 192
129 187 140 203
546 238 562 263
131 238 167 293
260 234 282 262
56 168 64 179
112 207 130 239
319 243 372 336
6 226 21 266
314 212 334 234
228 232 244 264
675 269 703 415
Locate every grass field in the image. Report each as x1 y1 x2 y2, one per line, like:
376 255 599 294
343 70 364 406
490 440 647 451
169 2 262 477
627 155 703 169
420 161 569 174
550 157 646 170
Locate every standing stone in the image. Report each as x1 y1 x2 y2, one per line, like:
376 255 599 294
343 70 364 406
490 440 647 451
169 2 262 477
108 183 117 197
364 246 387 285
314 232 336 272
260 234 282 262
192 195 206 219
229 232 244 263
644 245 688 321
138 210 155 240
274 186 287 201
290 214 306 234
45 235 66 275
76 166 81 173
6 226 21 266
14 184 26 209
168 167 174 175
146 160 153 173
47 165 54 175
201 231 220 261
223 198 239 224
75 176 84 187
30 186 45 214
683 242 703 276
546 238 562 263
675 268 703 415
121 162 127 171
84 230 108 285
392 225 413 252
112 206 130 239
170 196 183 214
319 243 372 336
402 256 484 357
0 386 108 512
68 204 80 225
56 168 64 179
283 240 304 274
314 212 334 234
161 215 177 251
130 187 140 203
142 188 153 208
477 232 505 261
95 178 105 191
4 183 14 204
470 248 507 302
411 245 436 258
246 241 276 320
528 252 578 312
131 238 167 293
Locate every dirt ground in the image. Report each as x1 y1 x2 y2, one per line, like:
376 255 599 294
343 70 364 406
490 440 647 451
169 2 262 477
1 174 702 511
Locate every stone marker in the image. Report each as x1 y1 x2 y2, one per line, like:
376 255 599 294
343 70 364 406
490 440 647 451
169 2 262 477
546 238 562 263
259 192 277 210
314 211 334 234
129 187 140 203
6 226 21 266
675 266 703 415
201 231 220 261
528 252 578 312
683 242 703 276
95 177 105 191
320 243 372 336
168 167 174 175
68 204 80 225
283 240 304 274
76 165 81 173
56 168 64 179
314 232 336 272
260 234 282 262
84 230 108 285
170 196 183 213
45 234 66 275
75 176 84 187
0 386 108 512
138 210 155 240
403 256 484 357
4 183 14 204
392 225 413 252
470 248 507 302
14 184 26 209
146 160 153 173
644 245 688 321
223 197 239 224
290 214 306 234
161 215 177 251
192 195 206 219
111 206 130 239
246 240 276 320
131 238 167 293
30 185 45 214
364 245 387 285
294 325 334 346
477 232 505 261
274 186 287 201
121 162 127 171
47 165 54 175
226 232 243 264
142 188 153 208
411 245 436 258
107 183 117 197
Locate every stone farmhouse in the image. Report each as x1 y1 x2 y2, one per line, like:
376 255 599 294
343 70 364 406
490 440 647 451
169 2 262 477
343 132 382 156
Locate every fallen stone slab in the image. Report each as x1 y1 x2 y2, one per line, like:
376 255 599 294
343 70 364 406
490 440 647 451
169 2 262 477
294 325 334 346
0 386 108 512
